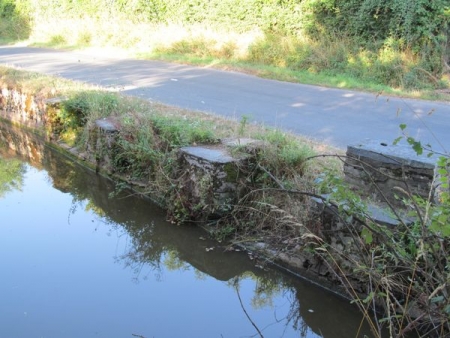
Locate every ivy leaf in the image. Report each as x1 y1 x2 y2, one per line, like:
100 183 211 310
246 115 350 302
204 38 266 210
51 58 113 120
406 137 423 155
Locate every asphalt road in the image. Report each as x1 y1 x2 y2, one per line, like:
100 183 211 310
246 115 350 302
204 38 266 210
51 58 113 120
0 45 449 151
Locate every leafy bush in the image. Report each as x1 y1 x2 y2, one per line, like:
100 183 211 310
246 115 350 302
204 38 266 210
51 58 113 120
10 0 449 90
304 0 449 75
0 0 31 41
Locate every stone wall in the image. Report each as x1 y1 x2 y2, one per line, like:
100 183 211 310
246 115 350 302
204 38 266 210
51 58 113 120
344 140 439 206
0 87 47 130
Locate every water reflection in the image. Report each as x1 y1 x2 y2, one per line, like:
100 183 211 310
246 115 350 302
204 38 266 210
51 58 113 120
0 156 25 197
0 122 375 338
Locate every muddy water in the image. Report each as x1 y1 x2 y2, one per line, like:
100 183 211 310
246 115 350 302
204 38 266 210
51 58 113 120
0 124 375 338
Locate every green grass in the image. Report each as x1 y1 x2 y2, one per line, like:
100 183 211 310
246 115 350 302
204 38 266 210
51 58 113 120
148 36 450 101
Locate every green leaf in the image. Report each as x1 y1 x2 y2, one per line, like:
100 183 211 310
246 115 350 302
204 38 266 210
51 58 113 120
430 296 444 303
362 291 375 303
438 168 448 176
361 227 373 244
399 123 407 131
445 305 450 314
393 136 402 145
406 137 423 155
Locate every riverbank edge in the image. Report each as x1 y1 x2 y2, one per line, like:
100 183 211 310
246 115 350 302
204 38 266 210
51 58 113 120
0 78 362 297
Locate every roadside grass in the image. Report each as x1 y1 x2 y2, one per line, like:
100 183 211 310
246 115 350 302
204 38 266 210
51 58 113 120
8 17 448 102
0 66 90 95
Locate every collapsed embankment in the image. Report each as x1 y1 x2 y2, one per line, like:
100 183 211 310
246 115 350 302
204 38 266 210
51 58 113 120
1 68 449 338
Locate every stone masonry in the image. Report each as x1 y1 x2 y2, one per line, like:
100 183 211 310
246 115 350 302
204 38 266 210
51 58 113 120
344 140 440 206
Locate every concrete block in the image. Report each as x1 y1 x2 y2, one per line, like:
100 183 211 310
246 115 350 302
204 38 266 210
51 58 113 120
344 140 438 206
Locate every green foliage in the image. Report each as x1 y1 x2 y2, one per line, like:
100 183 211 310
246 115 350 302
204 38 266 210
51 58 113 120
114 125 160 179
0 0 15 18
304 0 449 75
0 0 31 41
237 115 249 139
304 0 448 45
257 129 315 180
61 91 119 129
12 0 449 90
109 0 302 33
48 34 67 47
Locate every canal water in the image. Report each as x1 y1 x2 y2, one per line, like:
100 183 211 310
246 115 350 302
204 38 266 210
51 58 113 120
0 123 375 338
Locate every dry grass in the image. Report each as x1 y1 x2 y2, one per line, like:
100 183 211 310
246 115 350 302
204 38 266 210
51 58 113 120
27 17 263 60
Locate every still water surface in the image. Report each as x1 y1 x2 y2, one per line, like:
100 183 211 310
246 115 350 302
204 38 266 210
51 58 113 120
0 131 374 338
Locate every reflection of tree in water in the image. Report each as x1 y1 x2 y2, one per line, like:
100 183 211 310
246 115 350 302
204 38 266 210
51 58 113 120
229 274 315 338
120 237 313 337
41 142 373 338
285 292 313 338
0 155 26 198
118 222 165 282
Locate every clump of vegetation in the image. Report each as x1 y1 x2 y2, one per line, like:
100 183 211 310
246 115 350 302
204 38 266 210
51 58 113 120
37 84 327 227
0 0 30 42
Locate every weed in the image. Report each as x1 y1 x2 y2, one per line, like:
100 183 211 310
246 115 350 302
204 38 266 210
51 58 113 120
151 115 218 149
237 115 249 140
256 129 315 179
48 34 67 46
77 31 92 46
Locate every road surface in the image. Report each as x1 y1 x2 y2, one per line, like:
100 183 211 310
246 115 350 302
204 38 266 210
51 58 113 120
0 45 449 151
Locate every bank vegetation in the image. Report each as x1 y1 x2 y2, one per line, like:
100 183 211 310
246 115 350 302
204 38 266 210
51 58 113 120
0 0 449 99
